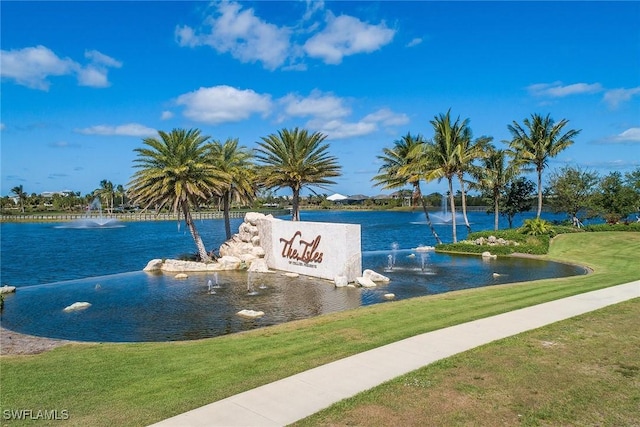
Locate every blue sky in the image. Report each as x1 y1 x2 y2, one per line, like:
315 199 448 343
1 1 639 198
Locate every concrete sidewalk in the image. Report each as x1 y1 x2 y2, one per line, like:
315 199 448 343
152 281 639 427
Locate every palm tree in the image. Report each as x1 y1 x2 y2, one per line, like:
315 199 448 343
373 132 441 244
96 180 115 213
209 138 257 240
11 185 26 213
456 134 493 233
115 184 126 209
471 146 519 230
255 127 341 221
425 110 470 243
508 113 581 218
128 128 227 262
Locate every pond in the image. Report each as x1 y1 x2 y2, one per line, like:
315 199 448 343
0 210 586 342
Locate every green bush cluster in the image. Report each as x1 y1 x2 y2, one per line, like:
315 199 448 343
437 229 550 255
584 222 640 232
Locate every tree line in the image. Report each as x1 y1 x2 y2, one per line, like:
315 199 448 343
4 111 639 259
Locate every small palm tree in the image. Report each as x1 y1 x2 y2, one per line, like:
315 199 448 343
373 132 441 244
11 185 27 213
255 128 341 221
425 110 470 243
96 180 115 213
209 138 257 240
471 146 519 230
128 128 227 262
115 184 126 208
508 114 581 218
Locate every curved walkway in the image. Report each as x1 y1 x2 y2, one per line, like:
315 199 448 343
151 280 640 427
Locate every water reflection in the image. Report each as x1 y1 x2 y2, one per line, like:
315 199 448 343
0 250 585 343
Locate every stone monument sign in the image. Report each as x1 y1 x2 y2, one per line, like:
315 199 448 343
257 217 362 282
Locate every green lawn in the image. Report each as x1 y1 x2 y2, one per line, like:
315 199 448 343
1 232 638 426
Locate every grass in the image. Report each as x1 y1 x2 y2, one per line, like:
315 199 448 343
1 232 638 426
294 298 640 426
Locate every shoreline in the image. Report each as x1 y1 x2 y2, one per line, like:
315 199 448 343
0 325 78 356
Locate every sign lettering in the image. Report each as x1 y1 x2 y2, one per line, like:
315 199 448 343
279 231 324 264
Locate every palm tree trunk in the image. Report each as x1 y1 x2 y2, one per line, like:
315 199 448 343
291 186 300 221
181 201 211 262
458 174 472 233
223 191 232 240
536 168 543 218
448 177 457 243
493 188 500 231
414 182 442 245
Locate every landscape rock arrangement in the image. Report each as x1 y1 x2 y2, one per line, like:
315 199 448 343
143 212 390 288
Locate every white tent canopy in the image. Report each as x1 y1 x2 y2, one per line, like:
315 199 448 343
326 193 348 201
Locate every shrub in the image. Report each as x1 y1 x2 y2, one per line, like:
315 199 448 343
520 218 555 236
584 222 640 232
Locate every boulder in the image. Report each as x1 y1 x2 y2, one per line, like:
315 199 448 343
363 269 390 282
245 212 267 226
356 277 377 288
237 309 265 319
143 259 164 271
0 285 16 294
284 272 299 278
251 235 261 246
175 273 189 279
63 302 91 312
482 251 497 259
218 256 241 270
384 293 395 300
334 275 349 287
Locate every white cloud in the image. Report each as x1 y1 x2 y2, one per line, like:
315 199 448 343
176 1 291 70
160 111 174 120
310 118 377 140
176 85 272 124
406 38 423 48
305 107 408 140
0 45 75 90
176 2 395 69
600 127 640 144
76 123 157 137
362 108 409 127
527 81 603 98
603 87 640 109
303 13 395 64
0 45 121 90
85 50 122 68
280 90 350 120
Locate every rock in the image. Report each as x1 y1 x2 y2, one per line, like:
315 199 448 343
334 275 348 287
407 253 416 258
218 256 241 270
251 246 266 258
238 253 258 264
356 277 377 288
175 273 189 279
414 245 435 252
284 272 299 278
0 285 16 294
248 259 270 273
384 293 395 300
251 235 261 246
362 269 390 282
236 309 265 319
63 302 91 312
492 272 501 277
245 212 267 226
143 259 163 271
482 251 497 259
488 235 497 244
